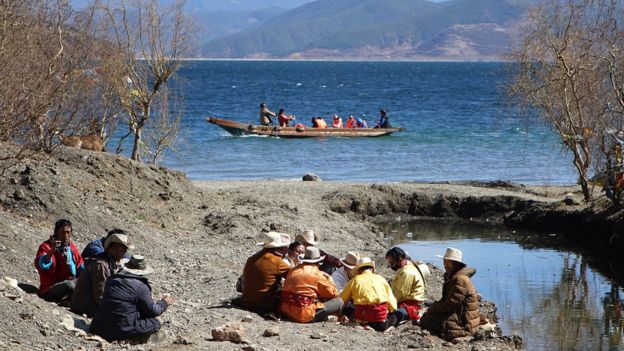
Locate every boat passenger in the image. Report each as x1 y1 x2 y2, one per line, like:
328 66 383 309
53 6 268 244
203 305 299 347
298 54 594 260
259 103 276 126
375 109 392 129
332 115 343 128
345 115 357 128
356 117 368 128
279 247 343 323
419 247 480 342
278 109 295 127
316 117 327 129
296 230 343 275
385 247 426 322
340 257 403 331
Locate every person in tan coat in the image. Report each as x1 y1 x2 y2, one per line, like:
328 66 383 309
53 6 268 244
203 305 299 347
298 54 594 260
279 247 343 323
241 232 291 314
420 247 480 341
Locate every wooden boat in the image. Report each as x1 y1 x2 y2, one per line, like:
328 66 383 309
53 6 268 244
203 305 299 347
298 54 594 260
206 117 404 138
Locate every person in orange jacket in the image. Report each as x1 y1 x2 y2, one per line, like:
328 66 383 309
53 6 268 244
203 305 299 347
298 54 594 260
345 115 357 128
279 247 343 323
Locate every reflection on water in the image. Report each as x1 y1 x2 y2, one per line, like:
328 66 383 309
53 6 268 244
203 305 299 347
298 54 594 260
383 220 624 351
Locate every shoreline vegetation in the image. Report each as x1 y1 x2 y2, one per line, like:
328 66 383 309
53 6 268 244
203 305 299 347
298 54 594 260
1 145 619 350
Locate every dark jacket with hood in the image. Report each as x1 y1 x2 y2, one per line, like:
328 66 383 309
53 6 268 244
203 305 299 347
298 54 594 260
89 272 168 341
421 266 480 340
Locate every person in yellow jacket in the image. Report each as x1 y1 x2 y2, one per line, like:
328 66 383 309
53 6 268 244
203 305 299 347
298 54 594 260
386 247 426 322
279 247 343 323
339 257 402 331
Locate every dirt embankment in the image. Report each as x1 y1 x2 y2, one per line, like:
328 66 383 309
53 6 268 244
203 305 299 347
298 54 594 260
0 144 596 350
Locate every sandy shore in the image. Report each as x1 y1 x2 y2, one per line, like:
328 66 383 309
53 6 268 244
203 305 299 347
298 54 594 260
0 146 582 350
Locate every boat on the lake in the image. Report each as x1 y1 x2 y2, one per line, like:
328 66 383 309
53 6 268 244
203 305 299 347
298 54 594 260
206 117 405 138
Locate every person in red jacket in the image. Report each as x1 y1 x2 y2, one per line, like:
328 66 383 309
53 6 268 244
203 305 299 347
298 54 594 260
34 219 84 303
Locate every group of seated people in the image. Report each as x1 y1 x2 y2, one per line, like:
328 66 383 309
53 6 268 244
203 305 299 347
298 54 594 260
259 103 392 129
34 219 173 343
238 230 481 341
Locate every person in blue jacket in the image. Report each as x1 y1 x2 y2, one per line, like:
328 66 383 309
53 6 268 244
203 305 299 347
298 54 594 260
90 254 174 343
375 109 392 129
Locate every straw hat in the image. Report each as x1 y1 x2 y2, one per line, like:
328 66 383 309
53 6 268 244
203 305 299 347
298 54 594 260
256 232 291 248
121 254 154 275
340 251 360 269
436 247 463 263
104 233 134 250
414 261 431 280
300 247 325 264
354 257 375 273
295 230 319 246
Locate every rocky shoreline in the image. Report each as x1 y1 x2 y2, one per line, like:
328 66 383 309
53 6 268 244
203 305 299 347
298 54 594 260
0 145 619 350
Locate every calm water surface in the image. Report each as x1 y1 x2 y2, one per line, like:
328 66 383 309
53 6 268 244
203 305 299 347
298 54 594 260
159 61 578 184
385 221 624 351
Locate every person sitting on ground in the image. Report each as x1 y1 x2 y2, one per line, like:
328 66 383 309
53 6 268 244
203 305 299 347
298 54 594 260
385 247 426 322
356 117 368 128
259 103 276 126
295 230 343 275
70 231 133 317
90 254 173 343
346 115 357 128
375 109 392 129
34 219 84 303
279 247 344 323
332 114 343 128
283 241 305 267
278 109 295 127
240 232 291 314
419 247 480 342
340 257 402 332
331 251 360 293
81 228 128 260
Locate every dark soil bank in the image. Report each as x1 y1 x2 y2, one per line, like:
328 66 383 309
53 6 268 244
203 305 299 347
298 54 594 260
0 144 615 350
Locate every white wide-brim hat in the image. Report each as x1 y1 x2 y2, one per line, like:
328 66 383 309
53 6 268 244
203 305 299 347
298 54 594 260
104 233 135 250
121 254 154 275
340 251 360 269
436 247 463 263
256 231 291 248
295 230 320 246
300 246 325 264
354 257 375 273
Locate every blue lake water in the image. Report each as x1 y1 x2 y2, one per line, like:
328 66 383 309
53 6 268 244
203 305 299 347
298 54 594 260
158 60 578 184
387 221 624 351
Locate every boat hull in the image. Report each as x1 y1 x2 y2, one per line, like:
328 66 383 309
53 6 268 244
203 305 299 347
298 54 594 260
206 117 404 138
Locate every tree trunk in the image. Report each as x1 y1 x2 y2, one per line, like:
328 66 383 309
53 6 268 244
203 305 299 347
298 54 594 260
131 127 142 161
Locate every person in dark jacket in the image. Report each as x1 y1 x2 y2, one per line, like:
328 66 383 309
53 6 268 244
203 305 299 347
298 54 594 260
34 219 84 303
375 109 391 129
420 247 480 342
70 232 133 317
81 228 127 260
90 254 174 343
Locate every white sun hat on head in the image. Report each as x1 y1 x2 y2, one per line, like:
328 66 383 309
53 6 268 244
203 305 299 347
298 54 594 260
340 251 360 269
104 233 135 250
295 230 320 246
300 247 325 264
354 257 375 273
436 247 463 263
256 231 291 248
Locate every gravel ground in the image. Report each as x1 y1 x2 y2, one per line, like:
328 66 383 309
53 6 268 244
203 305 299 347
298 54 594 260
0 145 580 350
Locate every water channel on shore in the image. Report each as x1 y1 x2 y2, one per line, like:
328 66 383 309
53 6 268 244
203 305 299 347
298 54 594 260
383 220 624 351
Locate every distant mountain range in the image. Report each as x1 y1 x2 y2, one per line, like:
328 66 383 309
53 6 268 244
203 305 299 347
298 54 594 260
197 0 535 60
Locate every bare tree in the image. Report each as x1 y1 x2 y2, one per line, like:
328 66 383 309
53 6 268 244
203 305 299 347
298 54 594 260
508 0 624 201
100 0 190 162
